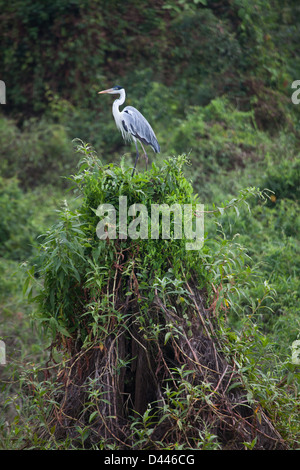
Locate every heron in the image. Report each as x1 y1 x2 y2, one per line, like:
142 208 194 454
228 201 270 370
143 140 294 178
98 86 160 176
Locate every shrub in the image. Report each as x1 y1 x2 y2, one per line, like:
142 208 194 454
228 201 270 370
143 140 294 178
0 116 77 189
0 177 36 260
22 146 293 449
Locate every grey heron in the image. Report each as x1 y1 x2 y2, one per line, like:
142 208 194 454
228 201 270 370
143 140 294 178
98 86 160 176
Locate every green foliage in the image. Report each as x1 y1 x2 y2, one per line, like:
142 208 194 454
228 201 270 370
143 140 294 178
2 148 299 448
128 366 222 450
167 97 265 181
1 0 300 450
0 0 106 115
262 157 300 203
217 195 300 358
1 0 298 131
20 150 298 449
0 176 36 260
27 147 268 345
27 151 195 339
0 116 76 189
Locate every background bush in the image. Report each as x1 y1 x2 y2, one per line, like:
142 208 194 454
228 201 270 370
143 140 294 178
0 0 299 449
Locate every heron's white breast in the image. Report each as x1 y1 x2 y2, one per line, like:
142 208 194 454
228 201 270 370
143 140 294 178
112 102 133 142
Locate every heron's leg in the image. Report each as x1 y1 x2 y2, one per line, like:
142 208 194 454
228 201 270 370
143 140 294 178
132 140 139 177
140 142 149 171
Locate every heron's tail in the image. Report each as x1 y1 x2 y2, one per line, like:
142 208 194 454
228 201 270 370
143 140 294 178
152 139 160 153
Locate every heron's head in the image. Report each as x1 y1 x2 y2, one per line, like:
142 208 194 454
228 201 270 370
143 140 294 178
98 86 124 95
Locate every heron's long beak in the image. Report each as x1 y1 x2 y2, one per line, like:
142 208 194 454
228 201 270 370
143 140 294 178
98 88 113 94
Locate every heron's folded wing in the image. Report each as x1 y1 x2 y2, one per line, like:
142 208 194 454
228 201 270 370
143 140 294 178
122 106 160 153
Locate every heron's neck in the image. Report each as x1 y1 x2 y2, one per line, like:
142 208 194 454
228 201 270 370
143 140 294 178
113 89 126 118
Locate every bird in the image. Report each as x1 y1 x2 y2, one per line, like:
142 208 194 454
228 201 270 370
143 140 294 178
98 86 160 176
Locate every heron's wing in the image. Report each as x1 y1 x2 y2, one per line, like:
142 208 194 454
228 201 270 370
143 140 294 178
121 106 160 153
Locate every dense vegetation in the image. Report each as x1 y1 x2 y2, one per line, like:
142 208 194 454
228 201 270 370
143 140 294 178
0 0 299 449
